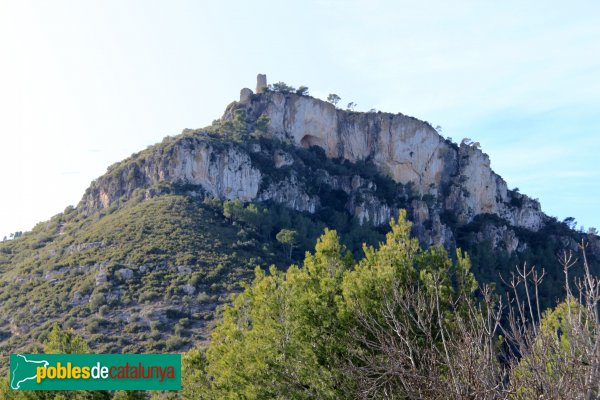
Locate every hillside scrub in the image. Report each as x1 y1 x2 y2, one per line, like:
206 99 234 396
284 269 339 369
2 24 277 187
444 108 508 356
185 210 600 399
2 211 599 399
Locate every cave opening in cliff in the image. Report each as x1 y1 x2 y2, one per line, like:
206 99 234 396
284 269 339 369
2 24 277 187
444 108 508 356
300 134 324 148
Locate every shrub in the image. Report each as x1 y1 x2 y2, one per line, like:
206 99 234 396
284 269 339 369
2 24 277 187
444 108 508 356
166 335 186 351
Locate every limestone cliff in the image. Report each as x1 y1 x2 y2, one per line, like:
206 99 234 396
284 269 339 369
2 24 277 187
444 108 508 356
81 138 262 212
79 81 550 252
227 89 546 230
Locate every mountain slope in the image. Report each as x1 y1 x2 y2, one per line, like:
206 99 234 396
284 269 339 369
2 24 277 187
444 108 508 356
0 194 273 354
0 78 598 356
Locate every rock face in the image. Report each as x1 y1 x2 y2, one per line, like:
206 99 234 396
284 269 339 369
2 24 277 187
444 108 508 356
348 191 391 226
258 175 319 213
80 138 262 213
79 85 551 253
232 91 547 232
273 149 294 168
235 92 451 192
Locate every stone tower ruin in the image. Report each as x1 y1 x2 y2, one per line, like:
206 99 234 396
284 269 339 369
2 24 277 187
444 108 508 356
256 74 267 93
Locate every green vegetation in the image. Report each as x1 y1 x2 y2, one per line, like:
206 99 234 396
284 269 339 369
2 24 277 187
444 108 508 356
326 93 340 106
43 324 91 354
181 211 600 398
1 90 598 397
1 211 599 398
0 193 291 357
191 211 476 398
268 82 296 94
275 229 299 259
295 86 309 96
0 165 388 359
454 213 598 310
1 110 595 366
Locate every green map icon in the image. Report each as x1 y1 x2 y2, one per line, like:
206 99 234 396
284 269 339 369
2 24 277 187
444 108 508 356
10 354 49 390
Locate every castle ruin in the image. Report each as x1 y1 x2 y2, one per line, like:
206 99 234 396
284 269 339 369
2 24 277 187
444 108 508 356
256 74 267 93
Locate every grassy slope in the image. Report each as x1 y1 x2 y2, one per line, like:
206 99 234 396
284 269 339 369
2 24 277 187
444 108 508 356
0 193 285 356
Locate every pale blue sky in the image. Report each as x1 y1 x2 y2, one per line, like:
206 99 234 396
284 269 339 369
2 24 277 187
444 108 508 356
0 0 598 238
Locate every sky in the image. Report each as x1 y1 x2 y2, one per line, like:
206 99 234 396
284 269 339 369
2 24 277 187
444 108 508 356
0 0 598 238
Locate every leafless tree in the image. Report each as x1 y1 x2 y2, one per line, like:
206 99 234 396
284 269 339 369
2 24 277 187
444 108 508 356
348 241 600 399
503 241 600 399
348 277 506 399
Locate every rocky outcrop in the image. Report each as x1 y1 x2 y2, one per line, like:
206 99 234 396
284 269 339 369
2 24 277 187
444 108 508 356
444 143 508 219
347 191 392 226
273 149 294 168
500 196 545 231
477 224 521 254
116 268 134 281
80 138 262 214
258 175 319 213
231 91 547 231
79 84 552 254
233 92 454 192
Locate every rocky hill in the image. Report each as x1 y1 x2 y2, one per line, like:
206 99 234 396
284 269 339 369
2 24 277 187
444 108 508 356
82 76 547 249
0 75 597 356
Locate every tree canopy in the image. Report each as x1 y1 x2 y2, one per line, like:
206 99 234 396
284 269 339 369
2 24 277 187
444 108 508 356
193 210 484 398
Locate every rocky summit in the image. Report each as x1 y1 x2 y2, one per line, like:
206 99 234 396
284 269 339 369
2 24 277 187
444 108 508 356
0 75 597 357
83 75 545 249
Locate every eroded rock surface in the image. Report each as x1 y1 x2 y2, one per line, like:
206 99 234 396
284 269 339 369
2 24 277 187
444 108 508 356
80 88 551 253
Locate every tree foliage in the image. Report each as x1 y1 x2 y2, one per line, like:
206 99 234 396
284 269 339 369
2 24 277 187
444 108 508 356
295 86 309 96
184 213 600 399
43 324 91 354
193 210 486 398
269 82 295 94
275 229 299 259
326 93 340 106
